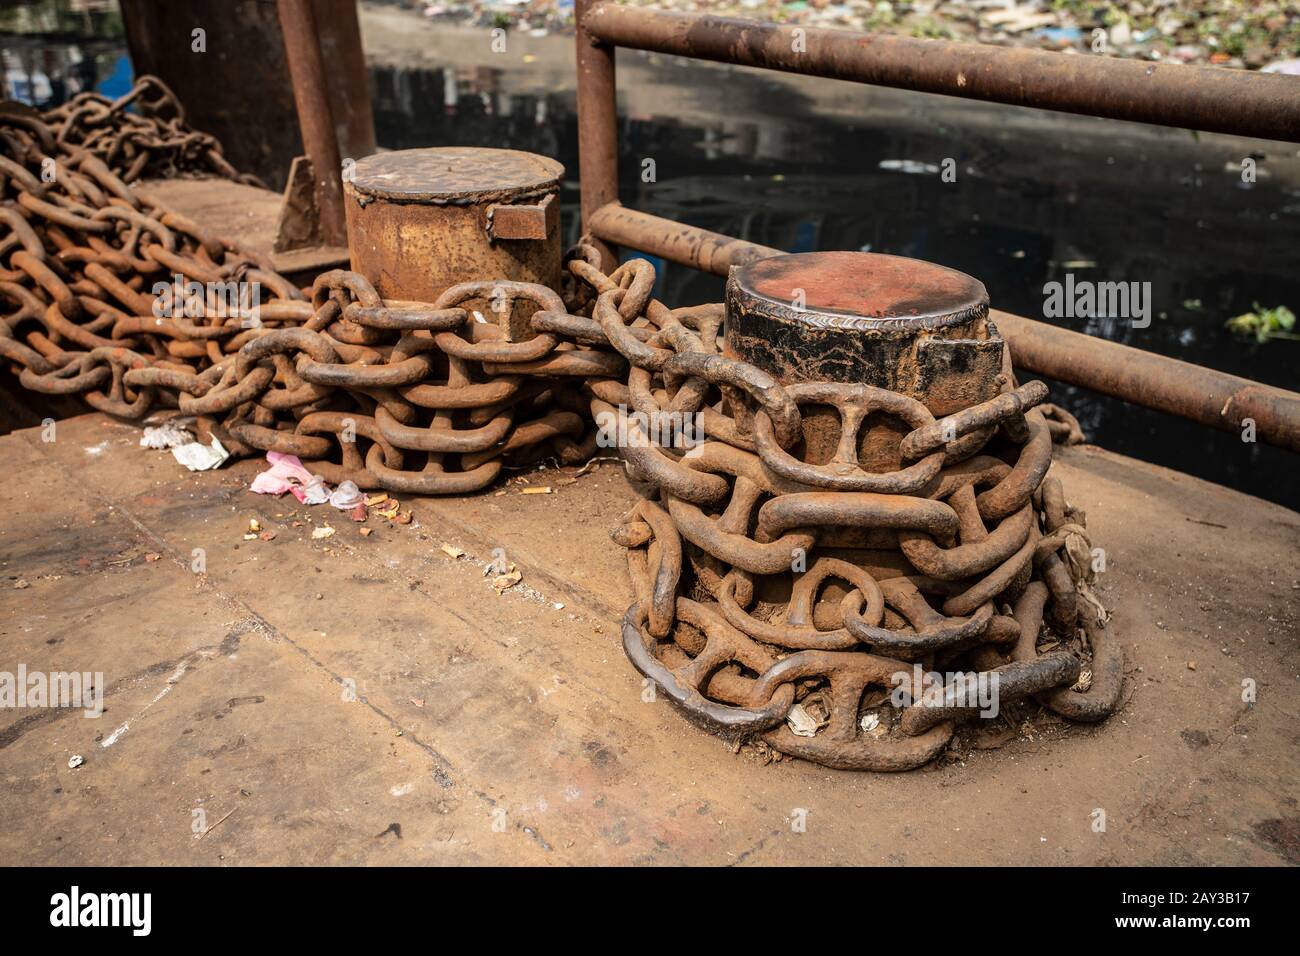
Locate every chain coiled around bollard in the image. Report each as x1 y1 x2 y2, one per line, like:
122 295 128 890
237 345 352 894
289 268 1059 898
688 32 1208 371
1 92 1115 771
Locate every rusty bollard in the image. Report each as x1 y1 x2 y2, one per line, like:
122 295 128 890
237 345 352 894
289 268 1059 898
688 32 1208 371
344 147 564 315
725 251 1005 472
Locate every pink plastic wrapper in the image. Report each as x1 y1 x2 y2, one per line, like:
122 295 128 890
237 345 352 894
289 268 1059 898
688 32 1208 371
249 452 328 503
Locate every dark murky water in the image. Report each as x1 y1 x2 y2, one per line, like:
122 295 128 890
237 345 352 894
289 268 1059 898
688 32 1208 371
371 56 1300 512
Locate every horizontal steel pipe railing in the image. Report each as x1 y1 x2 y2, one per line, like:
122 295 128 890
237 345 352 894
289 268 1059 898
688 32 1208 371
589 204 1300 453
990 310 1300 452
582 4 1300 143
588 203 778 273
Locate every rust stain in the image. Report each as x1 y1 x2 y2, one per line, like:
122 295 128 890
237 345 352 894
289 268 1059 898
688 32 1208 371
743 251 987 320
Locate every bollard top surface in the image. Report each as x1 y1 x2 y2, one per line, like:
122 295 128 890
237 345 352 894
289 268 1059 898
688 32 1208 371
732 251 988 330
348 147 564 203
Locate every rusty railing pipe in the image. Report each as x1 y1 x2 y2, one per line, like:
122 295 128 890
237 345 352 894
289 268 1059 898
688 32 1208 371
582 4 1300 143
990 310 1300 452
277 0 347 246
588 204 1300 452
588 203 778 273
576 0 621 271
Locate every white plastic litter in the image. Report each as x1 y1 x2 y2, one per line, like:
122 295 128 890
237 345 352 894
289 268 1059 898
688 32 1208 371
1261 58 1300 75
140 421 194 449
171 436 229 471
328 480 364 510
786 703 822 738
300 477 331 505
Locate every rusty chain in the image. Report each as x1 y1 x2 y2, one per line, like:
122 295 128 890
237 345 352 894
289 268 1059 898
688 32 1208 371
2 76 265 187
1 85 1117 771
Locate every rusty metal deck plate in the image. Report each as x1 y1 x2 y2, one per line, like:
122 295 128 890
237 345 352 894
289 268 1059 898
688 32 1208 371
2 413 1298 865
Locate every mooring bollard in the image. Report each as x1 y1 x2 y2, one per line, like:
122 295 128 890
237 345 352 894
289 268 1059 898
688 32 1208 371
725 251 1005 474
344 147 565 312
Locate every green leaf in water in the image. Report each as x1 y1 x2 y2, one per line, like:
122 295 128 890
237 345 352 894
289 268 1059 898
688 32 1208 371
1225 303 1298 343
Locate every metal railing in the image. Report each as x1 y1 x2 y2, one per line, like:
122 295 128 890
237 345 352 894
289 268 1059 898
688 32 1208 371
573 0 1300 453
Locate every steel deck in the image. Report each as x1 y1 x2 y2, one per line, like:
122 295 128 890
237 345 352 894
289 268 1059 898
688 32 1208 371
1 413 1296 865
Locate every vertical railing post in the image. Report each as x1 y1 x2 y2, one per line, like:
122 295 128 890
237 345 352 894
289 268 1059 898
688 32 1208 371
575 0 619 272
277 0 347 247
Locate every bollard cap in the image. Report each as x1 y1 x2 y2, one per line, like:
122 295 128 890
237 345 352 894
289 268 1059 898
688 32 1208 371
731 251 987 331
725 252 1000 402
348 147 564 204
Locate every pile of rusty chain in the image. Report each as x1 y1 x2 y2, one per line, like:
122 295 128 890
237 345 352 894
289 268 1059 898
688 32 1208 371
1 95 1117 771
2 76 263 187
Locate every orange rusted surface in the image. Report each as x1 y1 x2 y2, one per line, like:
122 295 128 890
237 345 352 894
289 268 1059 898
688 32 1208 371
743 251 987 325
344 148 564 304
